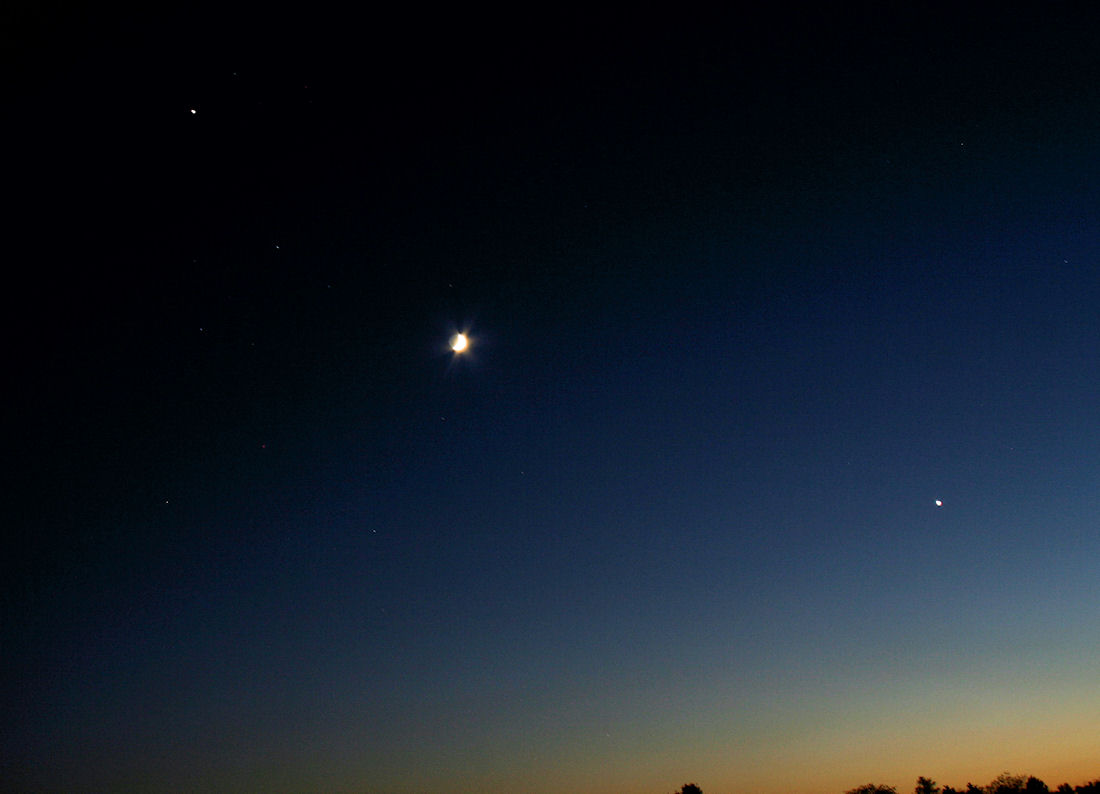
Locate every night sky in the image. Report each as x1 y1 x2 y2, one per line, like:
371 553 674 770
5 7 1100 793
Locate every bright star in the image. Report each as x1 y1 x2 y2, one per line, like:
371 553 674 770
934 500 943 507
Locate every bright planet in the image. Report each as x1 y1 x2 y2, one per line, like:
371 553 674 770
451 333 469 353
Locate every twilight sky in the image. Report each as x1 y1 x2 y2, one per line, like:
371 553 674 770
5 7 1100 794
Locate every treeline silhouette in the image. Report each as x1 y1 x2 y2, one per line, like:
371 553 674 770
670 774 1100 794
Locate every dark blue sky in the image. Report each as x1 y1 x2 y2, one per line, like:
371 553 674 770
5 7 1100 793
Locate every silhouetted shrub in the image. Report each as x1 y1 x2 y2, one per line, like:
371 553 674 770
847 784 898 794
917 777 941 794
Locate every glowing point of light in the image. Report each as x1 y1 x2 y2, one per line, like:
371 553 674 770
190 108 197 114
935 500 943 507
451 333 469 353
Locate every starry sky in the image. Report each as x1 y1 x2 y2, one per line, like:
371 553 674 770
5 7 1100 794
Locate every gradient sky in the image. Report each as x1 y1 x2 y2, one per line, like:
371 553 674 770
5 7 1100 794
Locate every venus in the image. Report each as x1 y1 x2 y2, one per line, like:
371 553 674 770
451 333 469 353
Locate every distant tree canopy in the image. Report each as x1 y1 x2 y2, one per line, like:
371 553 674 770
910 773 1099 794
841 775 1099 794
1057 784 1099 794
662 772 1100 794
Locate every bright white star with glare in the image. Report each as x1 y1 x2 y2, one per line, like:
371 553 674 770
451 333 469 353
934 500 943 507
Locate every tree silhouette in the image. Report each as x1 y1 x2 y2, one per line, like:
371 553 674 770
989 773 1028 794
1026 777 1050 794
676 785 703 794
917 777 941 794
